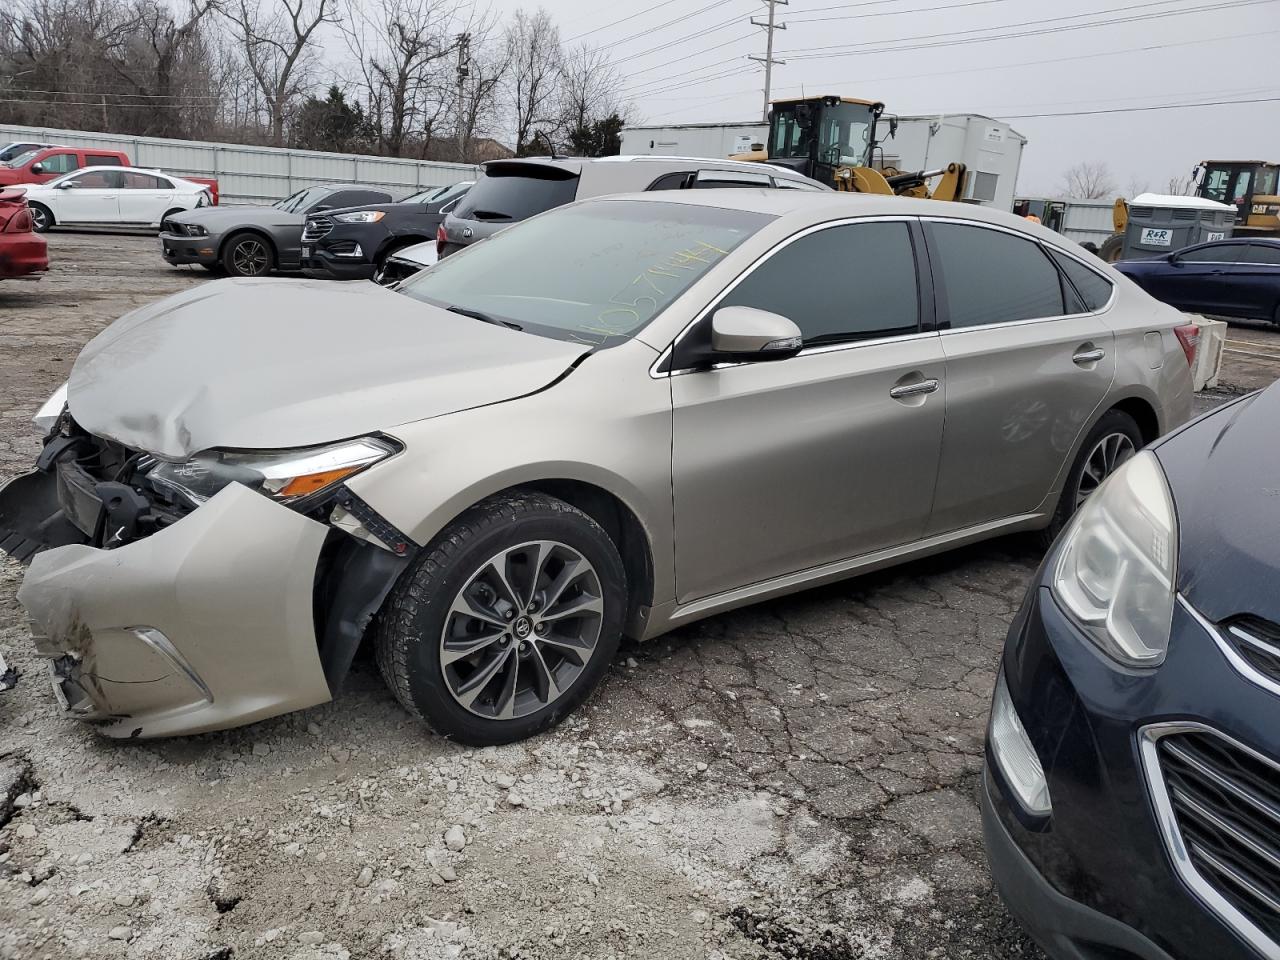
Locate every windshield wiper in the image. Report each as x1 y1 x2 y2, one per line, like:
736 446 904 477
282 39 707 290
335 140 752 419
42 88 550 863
445 305 522 331
468 209 513 221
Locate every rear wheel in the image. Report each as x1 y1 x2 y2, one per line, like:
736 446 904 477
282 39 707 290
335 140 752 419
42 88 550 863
221 232 274 277
28 203 52 232
1097 234 1124 263
375 492 627 745
1041 409 1142 547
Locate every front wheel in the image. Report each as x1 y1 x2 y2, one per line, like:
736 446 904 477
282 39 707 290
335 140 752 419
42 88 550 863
220 232 274 277
1097 234 1124 263
375 492 627 745
1041 409 1142 547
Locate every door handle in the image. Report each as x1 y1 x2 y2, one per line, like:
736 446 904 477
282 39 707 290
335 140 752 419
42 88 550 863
889 378 940 400
1072 348 1106 365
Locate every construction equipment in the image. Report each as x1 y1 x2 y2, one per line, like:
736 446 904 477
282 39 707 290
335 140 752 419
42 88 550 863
731 95 969 200
1194 160 1280 236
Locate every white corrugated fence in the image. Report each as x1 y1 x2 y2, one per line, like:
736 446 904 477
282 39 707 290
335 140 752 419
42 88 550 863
0 124 478 204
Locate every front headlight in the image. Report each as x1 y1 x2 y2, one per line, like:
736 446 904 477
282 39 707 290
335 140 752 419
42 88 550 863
1052 450 1177 667
185 224 208 237
334 211 385 223
33 381 68 436
147 437 396 507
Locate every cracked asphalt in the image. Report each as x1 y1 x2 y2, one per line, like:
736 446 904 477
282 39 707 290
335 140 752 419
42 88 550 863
1 232 1277 960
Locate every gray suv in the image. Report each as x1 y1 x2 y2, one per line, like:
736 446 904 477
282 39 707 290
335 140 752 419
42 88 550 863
436 155 827 259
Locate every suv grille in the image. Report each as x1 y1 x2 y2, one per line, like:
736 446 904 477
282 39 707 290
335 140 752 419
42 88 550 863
1223 618 1280 685
1151 729 1280 950
302 217 333 242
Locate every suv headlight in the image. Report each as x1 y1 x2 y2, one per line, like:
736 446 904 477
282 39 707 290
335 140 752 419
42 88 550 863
147 437 396 507
334 211 385 223
1053 450 1177 667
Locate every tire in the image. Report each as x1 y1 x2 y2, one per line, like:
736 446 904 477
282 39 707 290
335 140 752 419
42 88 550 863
372 239 421 284
28 203 52 233
375 492 627 745
220 231 275 277
1097 234 1124 263
1040 409 1143 548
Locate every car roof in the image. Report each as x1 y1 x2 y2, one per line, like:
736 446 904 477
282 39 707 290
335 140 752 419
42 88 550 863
480 154 822 185
584 189 1068 237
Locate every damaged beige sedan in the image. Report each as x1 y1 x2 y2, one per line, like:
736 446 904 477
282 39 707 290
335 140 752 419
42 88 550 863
0 191 1193 744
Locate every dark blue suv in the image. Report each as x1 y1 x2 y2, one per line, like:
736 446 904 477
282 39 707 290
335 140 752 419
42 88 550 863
983 383 1280 960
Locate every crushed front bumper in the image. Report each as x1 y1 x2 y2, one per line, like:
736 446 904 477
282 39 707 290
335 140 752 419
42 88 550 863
2 471 333 737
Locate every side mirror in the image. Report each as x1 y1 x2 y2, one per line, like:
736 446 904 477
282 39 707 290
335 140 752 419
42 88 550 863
30 162 44 175
709 306 803 362
55 180 75 189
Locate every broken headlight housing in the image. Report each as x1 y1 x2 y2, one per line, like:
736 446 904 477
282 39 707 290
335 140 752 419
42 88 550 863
147 437 397 508
33 381 69 435
1052 450 1177 667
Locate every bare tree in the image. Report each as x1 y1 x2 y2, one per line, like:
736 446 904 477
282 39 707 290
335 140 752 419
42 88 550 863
556 43 624 144
1124 174 1150 199
1060 161 1117 200
225 0 337 146
503 7 560 154
450 15 506 161
343 0 464 156
1165 174 1195 196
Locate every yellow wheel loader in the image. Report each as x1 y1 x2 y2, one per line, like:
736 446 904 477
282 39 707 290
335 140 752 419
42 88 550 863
730 95 969 200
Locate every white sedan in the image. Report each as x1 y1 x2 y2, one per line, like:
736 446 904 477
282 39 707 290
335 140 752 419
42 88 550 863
21 167 212 232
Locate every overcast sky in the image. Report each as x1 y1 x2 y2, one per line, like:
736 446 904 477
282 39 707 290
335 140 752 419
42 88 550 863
524 0 1278 195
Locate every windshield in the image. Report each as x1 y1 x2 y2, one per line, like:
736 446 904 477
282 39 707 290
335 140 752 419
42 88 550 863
770 101 875 167
274 187 325 212
398 199 772 345
3 150 39 169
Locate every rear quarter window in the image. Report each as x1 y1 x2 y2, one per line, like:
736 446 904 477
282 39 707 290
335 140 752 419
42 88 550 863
454 167 579 223
87 154 124 166
1048 249 1114 312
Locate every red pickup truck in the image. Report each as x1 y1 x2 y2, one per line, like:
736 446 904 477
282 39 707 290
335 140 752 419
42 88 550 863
0 146 219 204
0 187 49 280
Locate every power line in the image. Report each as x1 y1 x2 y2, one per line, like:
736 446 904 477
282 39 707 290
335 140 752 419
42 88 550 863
564 0 690 42
594 0 734 52
779 0 1276 59
998 95 1280 120
611 17 751 66
786 0 1016 23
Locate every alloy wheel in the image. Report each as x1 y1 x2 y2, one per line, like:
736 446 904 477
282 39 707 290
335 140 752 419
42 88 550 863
29 207 48 232
440 540 604 720
1075 432 1136 507
231 239 269 276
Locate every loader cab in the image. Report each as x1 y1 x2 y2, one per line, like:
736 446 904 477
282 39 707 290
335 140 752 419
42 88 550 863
766 97 884 187
1196 161 1280 228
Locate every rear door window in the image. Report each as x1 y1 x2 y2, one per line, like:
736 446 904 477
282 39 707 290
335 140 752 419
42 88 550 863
1178 243 1251 263
122 172 168 189
1047 249 1114 311
926 221 1065 328
718 221 920 345
1244 244 1280 266
453 167 579 223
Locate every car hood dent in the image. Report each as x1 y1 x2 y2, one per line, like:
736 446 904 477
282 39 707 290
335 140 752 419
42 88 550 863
1156 386 1279 622
68 278 591 459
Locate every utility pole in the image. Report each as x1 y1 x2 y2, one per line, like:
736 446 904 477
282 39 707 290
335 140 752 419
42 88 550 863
454 32 471 162
748 0 787 122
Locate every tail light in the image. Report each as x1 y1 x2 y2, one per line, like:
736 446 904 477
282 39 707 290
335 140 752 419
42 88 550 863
1173 324 1200 367
436 223 448 257
0 207 32 233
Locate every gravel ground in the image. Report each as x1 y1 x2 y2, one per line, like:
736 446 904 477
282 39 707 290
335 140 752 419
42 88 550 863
1 232 1277 960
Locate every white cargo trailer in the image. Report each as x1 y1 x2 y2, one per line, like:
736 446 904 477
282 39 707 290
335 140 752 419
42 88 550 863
619 113 1027 208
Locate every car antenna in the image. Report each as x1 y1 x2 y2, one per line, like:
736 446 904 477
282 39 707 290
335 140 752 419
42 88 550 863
536 130 558 159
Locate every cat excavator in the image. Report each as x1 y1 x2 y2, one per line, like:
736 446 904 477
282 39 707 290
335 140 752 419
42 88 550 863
730 95 970 200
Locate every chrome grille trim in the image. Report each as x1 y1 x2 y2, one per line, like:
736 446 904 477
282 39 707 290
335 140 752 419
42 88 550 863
302 217 333 242
1141 722 1280 959
1180 596 1280 700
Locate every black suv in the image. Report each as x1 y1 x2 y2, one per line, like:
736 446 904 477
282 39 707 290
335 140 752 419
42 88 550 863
301 180 472 280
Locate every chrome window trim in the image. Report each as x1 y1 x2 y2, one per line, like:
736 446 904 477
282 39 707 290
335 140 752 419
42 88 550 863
1180 595 1280 701
1040 241 1118 313
649 214 928 379
919 216 1115 333
1139 719 1280 960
